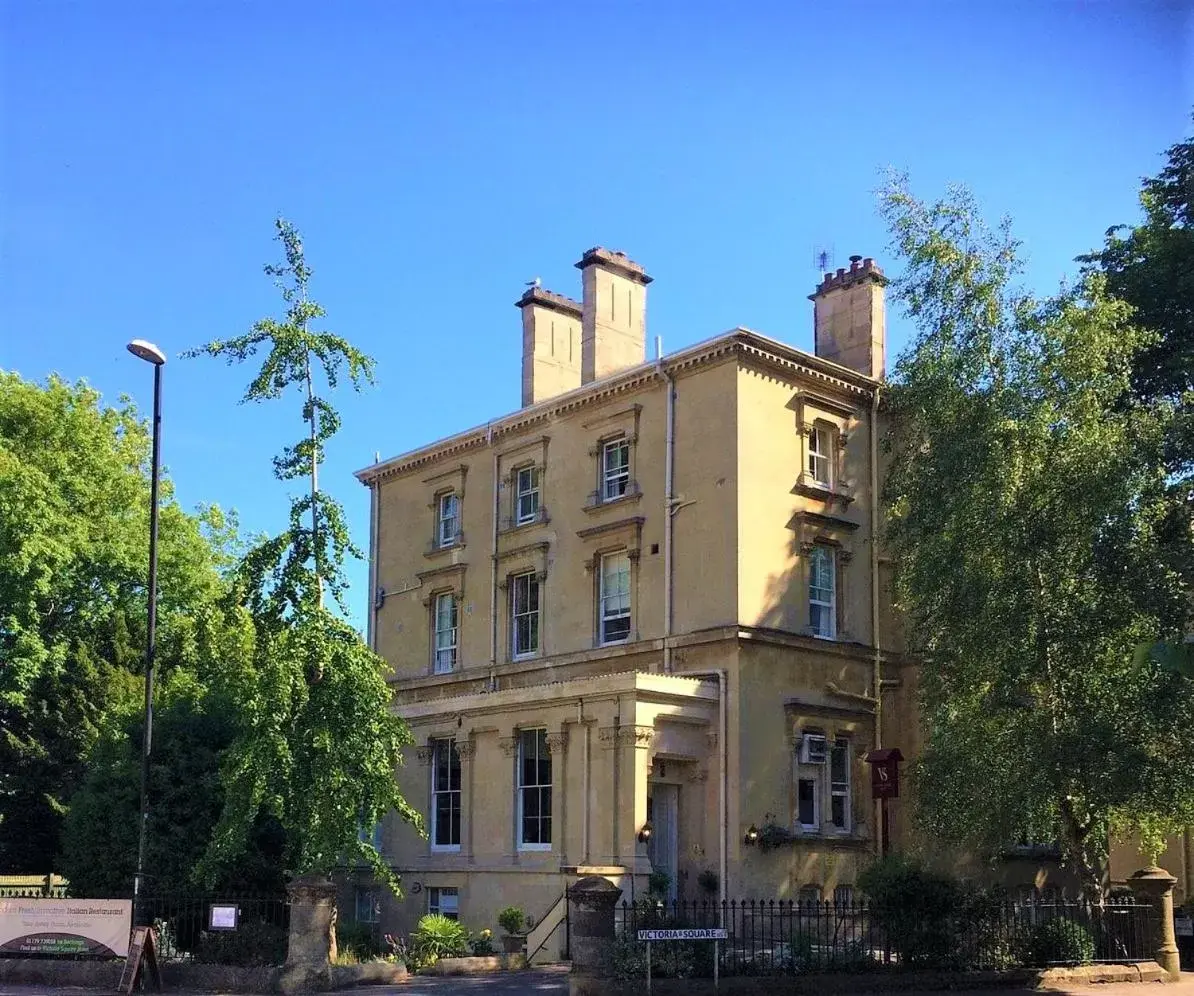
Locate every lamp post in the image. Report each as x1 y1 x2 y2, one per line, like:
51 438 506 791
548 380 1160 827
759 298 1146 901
127 339 166 919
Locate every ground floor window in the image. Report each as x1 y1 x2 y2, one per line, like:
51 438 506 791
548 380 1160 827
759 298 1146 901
427 886 459 920
354 888 380 923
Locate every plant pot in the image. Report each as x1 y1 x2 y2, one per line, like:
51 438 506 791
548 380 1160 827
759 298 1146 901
502 934 526 954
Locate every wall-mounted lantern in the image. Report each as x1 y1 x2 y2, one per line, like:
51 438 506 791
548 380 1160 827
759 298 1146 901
743 824 760 846
638 821 654 843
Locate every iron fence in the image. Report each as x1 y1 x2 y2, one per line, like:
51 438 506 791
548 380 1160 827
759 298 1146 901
135 895 289 964
615 897 1155 977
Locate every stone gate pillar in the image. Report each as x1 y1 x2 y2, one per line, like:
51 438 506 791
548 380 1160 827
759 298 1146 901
568 875 623 977
281 874 338 993
1129 866 1181 981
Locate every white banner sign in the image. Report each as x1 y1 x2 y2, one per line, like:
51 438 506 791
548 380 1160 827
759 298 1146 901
638 927 728 941
0 898 131 957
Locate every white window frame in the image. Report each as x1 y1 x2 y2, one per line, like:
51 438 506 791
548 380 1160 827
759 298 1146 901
809 545 837 639
807 425 832 487
598 551 631 645
517 728 552 851
427 886 459 920
510 571 540 660
600 438 630 502
433 593 458 674
515 466 540 525
430 738 461 851
829 739 851 832
437 492 460 548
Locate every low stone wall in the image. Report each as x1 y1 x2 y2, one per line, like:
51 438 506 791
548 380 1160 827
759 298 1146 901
420 954 527 975
0 957 407 993
569 961 1168 996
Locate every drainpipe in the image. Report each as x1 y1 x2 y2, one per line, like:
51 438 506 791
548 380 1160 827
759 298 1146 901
681 669 727 920
368 479 380 653
659 340 676 674
869 386 883 856
488 422 499 691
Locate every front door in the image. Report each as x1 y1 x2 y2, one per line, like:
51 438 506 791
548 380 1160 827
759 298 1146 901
647 783 679 901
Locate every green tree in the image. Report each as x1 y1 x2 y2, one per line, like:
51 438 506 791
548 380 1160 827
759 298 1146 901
187 219 420 890
879 175 1194 899
0 373 236 873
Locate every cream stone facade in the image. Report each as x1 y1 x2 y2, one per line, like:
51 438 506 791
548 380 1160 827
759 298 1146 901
351 248 929 947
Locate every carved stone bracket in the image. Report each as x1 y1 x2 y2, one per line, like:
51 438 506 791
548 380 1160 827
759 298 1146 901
498 737 519 758
707 731 719 752
455 741 477 762
415 745 435 765
687 767 710 783
598 725 655 749
545 733 568 754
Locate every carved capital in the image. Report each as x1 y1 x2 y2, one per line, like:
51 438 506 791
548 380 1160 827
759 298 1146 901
707 731 719 752
598 726 619 749
415 745 435 765
498 736 519 758
601 725 655 749
545 733 568 754
455 741 477 762
687 767 710 783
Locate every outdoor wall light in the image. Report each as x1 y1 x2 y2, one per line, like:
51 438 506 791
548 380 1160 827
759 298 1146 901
743 824 760 846
638 821 654 843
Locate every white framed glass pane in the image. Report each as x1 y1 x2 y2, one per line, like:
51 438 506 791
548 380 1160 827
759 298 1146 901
431 739 461 847
434 594 458 672
809 546 836 638
599 552 631 643
511 572 540 657
797 777 818 828
807 427 831 486
438 493 459 546
518 729 552 847
601 439 630 500
516 467 540 524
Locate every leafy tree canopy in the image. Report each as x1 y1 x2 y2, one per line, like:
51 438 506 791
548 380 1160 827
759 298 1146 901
879 174 1194 898
188 219 420 890
0 372 237 873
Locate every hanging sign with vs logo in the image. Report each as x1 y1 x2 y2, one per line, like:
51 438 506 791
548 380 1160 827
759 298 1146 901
865 747 903 800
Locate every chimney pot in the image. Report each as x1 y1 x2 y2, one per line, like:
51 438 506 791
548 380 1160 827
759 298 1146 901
849 254 863 264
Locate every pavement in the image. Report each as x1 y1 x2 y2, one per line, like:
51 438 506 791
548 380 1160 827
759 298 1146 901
1 968 1193 995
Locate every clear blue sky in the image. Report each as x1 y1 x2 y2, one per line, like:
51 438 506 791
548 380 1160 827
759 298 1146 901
3 2 1191 628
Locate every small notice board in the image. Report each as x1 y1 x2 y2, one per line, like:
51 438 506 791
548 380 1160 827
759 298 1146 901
118 925 161 994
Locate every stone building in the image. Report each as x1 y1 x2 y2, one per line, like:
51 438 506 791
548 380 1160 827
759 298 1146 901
351 247 927 943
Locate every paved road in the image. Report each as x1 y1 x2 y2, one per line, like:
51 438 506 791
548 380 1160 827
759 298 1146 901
3 969 1194 995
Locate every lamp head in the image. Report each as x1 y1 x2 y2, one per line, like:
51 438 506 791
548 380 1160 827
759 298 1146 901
127 339 167 365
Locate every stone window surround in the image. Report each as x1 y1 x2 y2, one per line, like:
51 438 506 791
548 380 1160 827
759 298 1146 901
783 706 868 843
417 564 467 674
423 464 468 555
415 734 477 859
792 392 856 510
584 404 642 510
499 435 551 532
498 726 568 856
792 511 857 642
496 540 550 663
578 516 644 647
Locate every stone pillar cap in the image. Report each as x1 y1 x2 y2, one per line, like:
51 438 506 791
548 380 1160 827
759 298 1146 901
568 874 622 895
1129 866 1178 884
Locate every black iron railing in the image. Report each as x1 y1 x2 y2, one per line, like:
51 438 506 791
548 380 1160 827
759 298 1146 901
136 895 289 964
615 898 1155 977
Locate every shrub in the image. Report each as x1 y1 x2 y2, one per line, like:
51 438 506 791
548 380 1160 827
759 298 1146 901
497 905 526 935
1022 917 1095 966
336 920 382 961
409 913 470 969
193 920 288 966
471 928 496 955
858 855 964 967
647 870 671 897
605 932 697 980
697 869 719 895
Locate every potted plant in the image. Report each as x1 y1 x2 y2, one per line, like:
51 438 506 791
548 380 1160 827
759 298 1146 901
497 905 527 954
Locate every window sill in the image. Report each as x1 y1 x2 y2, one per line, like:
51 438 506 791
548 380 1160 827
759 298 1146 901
501 509 551 534
598 637 631 649
517 844 553 853
794 476 854 507
583 489 643 514
511 652 540 663
430 845 462 854
425 539 466 559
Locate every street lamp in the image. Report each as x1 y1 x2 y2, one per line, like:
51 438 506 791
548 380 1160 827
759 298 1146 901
127 338 165 919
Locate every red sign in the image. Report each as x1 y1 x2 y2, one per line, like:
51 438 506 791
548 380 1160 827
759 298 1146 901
865 748 903 800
